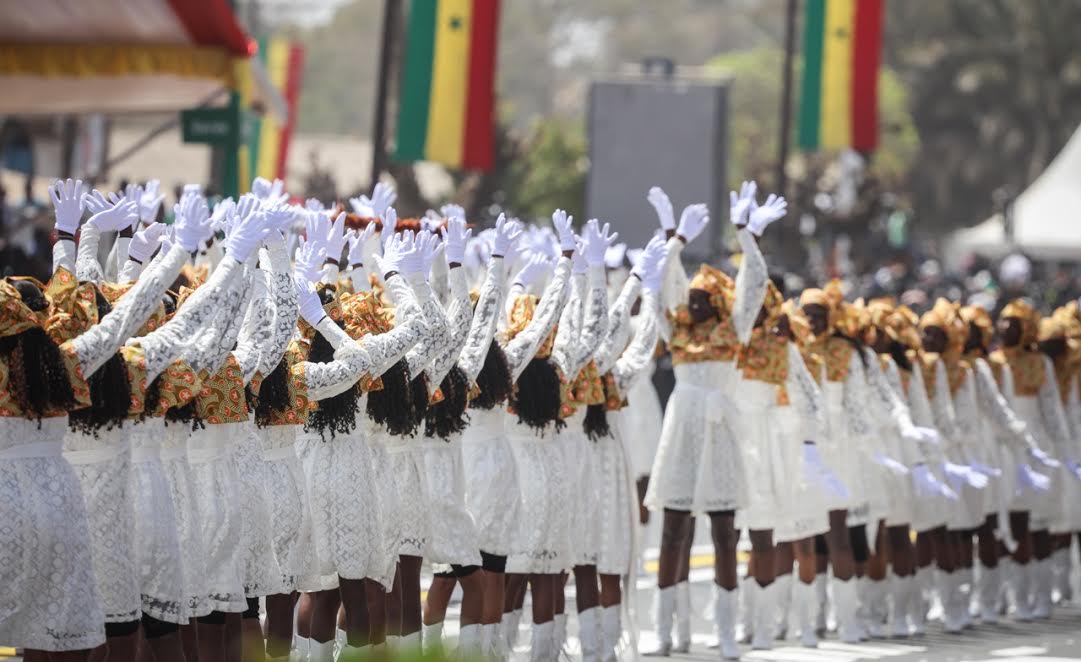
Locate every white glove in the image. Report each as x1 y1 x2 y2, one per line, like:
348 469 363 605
631 235 668 293
416 230 443 277
440 216 472 264
128 223 168 263
942 460 989 489
913 463 957 500
491 214 522 257
50 178 86 234
210 197 237 234
252 177 285 203
380 207 398 246
1028 446 1060 468
551 209 576 251
305 198 325 212
1017 462 1051 493
571 238 588 275
676 203 710 243
173 195 214 252
580 219 618 267
1064 458 1081 481
350 182 397 219
303 210 330 257
647 186 676 232
801 442 849 499
513 253 551 288
139 180 166 224
381 230 421 276
440 203 466 221
295 237 327 284
346 224 376 267
872 452 910 476
296 279 327 326
86 192 139 232
748 193 788 237
222 211 273 262
728 180 756 228
261 203 297 243
968 460 1003 477
182 183 203 199
325 212 348 263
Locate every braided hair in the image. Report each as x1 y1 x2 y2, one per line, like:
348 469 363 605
425 365 470 440
469 343 513 410
67 288 132 436
510 356 564 433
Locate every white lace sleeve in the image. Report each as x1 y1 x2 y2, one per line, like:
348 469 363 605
404 274 450 378
503 256 573 380
233 270 273 384
660 237 688 314
973 358 1036 451
842 353 874 438
595 274 642 375
862 348 920 441
425 266 472 391
256 243 298 376
926 360 960 444
551 273 585 378
75 224 106 284
53 239 76 275
346 265 372 292
184 263 252 374
1037 356 1071 452
458 256 506 383
568 265 609 376
611 290 659 394
785 341 826 438
730 229 769 345
111 236 130 282
69 244 190 377
303 343 377 401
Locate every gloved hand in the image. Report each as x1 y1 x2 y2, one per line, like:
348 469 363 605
128 223 169 263
571 238 588 274
222 211 273 262
416 230 444 278
350 181 397 219
873 452 910 476
139 180 166 225
1029 446 1060 468
729 180 756 228
631 235 668 293
295 237 327 284
491 214 522 257
305 198 325 212
252 177 287 205
513 253 552 288
296 278 327 326
261 203 298 243
801 442 850 499
748 193 787 237
580 219 618 267
1017 462 1051 493
902 426 941 446
325 212 348 264
647 186 676 232
346 224 377 267
676 203 710 243
210 197 237 234
173 195 214 252
50 178 86 234
303 210 330 257
440 203 466 222
942 460 989 489
440 216 471 264
85 191 139 232
1064 458 1081 481
380 207 398 246
380 230 420 276
913 463 957 500
968 461 1003 477
551 209 576 252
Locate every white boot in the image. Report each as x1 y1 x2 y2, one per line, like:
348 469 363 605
335 627 347 655
854 576 871 640
888 573 911 638
910 566 932 635
459 624 483 659
773 574 792 640
977 563 1001 624
401 631 422 652
290 634 310 662
1054 547 1073 602
673 581 692 653
530 621 555 662
737 576 756 644
554 613 568 658
813 573 829 636
793 580 818 647
481 623 502 661
644 585 675 656
306 639 335 662
750 582 776 650
865 578 889 638
832 577 862 643
385 635 400 653
503 610 523 651
937 571 962 633
996 557 1014 615
958 567 975 628
601 605 621 662
1010 561 1034 621
712 585 741 659
423 621 445 656
1032 557 1053 619
578 607 601 662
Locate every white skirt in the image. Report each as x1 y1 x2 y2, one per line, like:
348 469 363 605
624 364 664 477
771 408 830 542
380 432 430 558
258 424 318 595
820 384 872 524
423 435 482 566
233 423 282 597
64 427 141 624
129 418 187 623
187 423 247 613
294 431 339 592
562 411 599 567
506 425 569 574
646 361 745 514
161 423 211 617
0 417 105 652
461 409 522 556
596 414 638 576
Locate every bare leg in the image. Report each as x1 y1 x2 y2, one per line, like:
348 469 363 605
1010 512 1032 565
529 574 555 625
225 613 244 662
574 565 601 612
178 622 198 662
385 566 402 638
889 525 915 577
775 541 795 578
749 529 776 586
458 570 486 626
339 578 373 647
709 510 739 590
867 523 889 581
657 509 692 588
599 574 622 608
266 593 296 659
196 620 226 662
481 563 506 625
44 651 92 662
826 510 855 580
793 538 817 585
309 589 341 644
424 575 457 626
399 555 424 636
504 574 527 615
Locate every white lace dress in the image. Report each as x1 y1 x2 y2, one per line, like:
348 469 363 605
257 424 319 595
507 422 572 574
234 421 283 597
0 417 105 651
160 421 211 617
562 410 599 567
815 353 876 525
625 356 663 478
461 408 522 556
380 429 430 558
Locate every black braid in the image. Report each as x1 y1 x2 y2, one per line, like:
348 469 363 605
510 356 564 433
469 343 513 410
67 288 132 436
304 325 359 440
425 365 470 440
366 358 418 437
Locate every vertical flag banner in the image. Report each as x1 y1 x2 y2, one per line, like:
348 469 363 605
249 37 305 182
798 0 884 152
396 0 501 171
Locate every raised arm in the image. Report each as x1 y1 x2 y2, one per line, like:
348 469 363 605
594 273 641 375
503 256 573 380
459 255 507 382
424 218 474 390
550 269 585 378
730 228 769 345
973 358 1039 453
233 267 274 384
256 239 299 376
784 341 826 435
611 289 660 394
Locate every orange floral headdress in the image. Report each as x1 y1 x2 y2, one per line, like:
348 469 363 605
799 278 844 329
1000 298 1040 347
0 278 44 338
340 290 392 339
780 299 812 345
960 305 994 350
688 264 733 314
920 298 965 355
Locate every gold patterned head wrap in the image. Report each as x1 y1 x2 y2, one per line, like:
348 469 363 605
862 298 894 345
920 298 965 355
1038 316 1068 342
960 305 994 350
341 290 392 339
0 278 44 338
688 264 733 316
1000 298 1040 347
780 299 812 345
798 278 844 329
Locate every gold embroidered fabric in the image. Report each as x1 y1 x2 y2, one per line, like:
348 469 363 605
920 351 969 398
194 353 249 424
0 278 44 338
505 294 557 359
149 359 201 418
990 346 1046 397
119 345 149 418
805 335 854 383
738 326 788 385
667 305 737 364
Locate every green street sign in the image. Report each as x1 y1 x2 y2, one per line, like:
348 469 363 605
181 108 237 145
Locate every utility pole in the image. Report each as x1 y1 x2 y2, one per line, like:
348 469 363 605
777 0 799 197
370 0 400 191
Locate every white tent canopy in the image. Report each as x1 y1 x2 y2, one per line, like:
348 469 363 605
948 122 1081 263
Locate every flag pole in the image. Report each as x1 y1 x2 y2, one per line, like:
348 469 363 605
370 0 400 191
776 0 799 197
